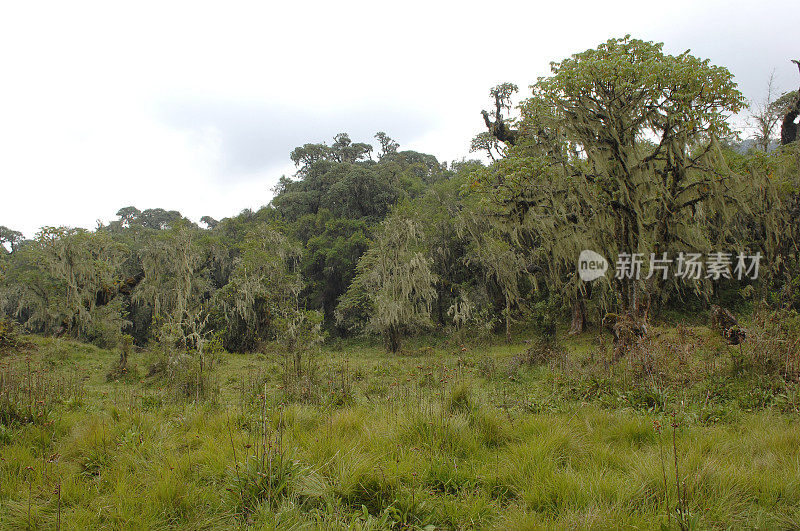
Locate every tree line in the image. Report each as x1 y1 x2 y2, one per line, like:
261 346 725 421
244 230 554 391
1 36 799 354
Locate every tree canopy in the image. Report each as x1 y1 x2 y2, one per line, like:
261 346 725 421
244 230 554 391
1 37 799 354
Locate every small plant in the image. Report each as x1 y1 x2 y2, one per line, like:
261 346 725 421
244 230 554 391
656 414 692 530
106 334 136 382
523 298 563 365
654 419 671 529
228 452 303 517
671 415 691 530
474 354 496 380
0 319 28 356
145 346 218 402
0 423 12 444
227 395 309 520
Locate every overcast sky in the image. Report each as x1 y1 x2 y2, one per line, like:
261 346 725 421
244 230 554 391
1 0 797 238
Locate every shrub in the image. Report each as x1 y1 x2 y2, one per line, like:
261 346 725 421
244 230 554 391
445 381 475 413
0 319 27 355
228 453 304 517
736 308 800 378
106 334 137 382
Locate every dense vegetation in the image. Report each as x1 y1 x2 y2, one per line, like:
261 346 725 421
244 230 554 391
2 38 799 354
1 36 800 529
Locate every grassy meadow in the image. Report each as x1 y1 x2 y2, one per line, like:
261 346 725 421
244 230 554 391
1 321 799 529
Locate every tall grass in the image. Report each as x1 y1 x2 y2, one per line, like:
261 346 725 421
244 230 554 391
1 355 83 426
0 326 799 529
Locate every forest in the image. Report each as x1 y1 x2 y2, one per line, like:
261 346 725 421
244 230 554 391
1 36 800 529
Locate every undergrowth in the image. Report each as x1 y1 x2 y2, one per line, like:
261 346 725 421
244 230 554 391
0 314 798 529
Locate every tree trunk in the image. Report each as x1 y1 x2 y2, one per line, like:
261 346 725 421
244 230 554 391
568 295 586 335
387 326 401 353
781 64 799 145
505 299 512 343
781 101 799 146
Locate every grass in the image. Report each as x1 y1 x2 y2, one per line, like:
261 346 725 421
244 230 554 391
0 322 799 529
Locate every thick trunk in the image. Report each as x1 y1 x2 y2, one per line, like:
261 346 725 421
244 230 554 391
482 110 519 146
781 103 799 146
781 64 800 145
568 296 586 335
387 326 401 353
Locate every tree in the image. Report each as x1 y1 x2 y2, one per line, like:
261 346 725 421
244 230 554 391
138 208 183 230
213 223 305 352
6 227 128 339
726 142 800 308
470 132 503 161
116 206 141 227
471 149 608 335
487 36 744 322
750 71 783 152
462 218 526 342
481 83 520 146
375 132 399 159
135 220 210 349
780 60 800 146
330 133 373 163
289 133 373 172
297 213 371 332
0 237 63 333
336 210 437 352
0 226 23 253
273 133 447 333
200 216 219 230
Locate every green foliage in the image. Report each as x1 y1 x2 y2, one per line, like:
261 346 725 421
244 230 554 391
0 319 24 355
337 210 437 352
472 36 754 327
87 297 129 348
106 334 136 382
0 227 22 253
214 223 303 351
734 307 800 377
1 39 799 356
136 220 211 349
228 453 306 517
3 36 800 530
458 207 528 340
1 355 83 426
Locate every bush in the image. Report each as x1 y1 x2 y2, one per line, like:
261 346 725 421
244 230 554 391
735 308 800 378
0 319 26 355
107 334 137 381
228 452 307 518
87 298 129 348
445 381 475 413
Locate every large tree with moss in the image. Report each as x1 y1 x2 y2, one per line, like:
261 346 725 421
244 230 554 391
476 36 745 325
336 209 437 352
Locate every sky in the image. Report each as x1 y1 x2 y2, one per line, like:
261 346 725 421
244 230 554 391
1 0 798 238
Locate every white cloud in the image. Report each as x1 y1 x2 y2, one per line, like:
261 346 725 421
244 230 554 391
1 0 797 237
